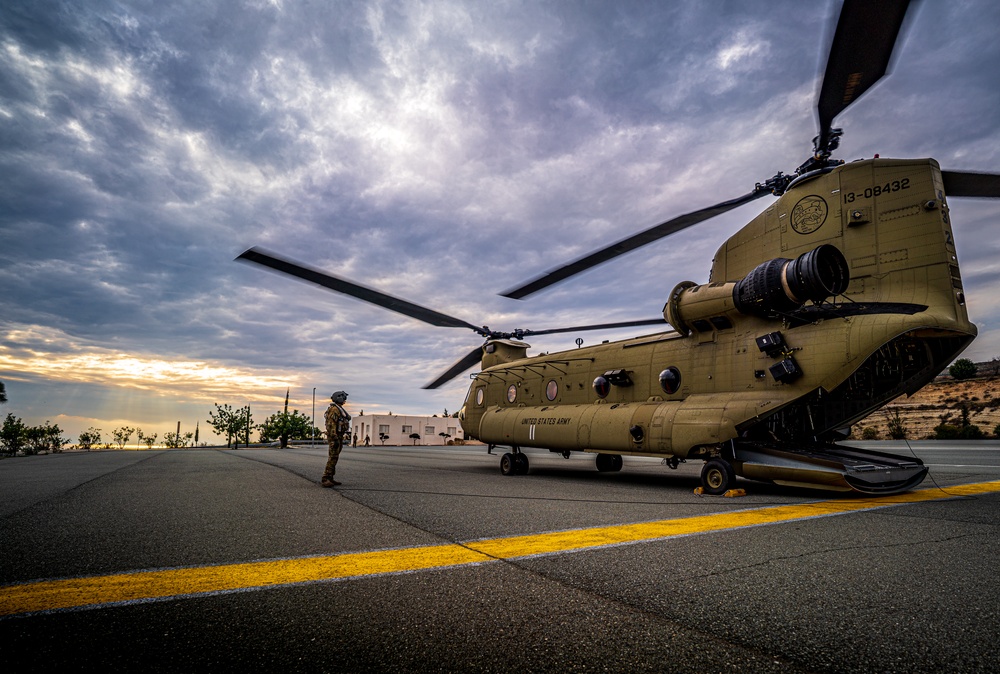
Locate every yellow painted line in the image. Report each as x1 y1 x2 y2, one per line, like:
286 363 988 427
0 544 490 619
469 480 1000 558
3 480 999 618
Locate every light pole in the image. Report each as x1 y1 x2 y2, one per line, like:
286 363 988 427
312 388 316 446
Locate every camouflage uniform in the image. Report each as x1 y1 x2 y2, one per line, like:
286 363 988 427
322 392 351 486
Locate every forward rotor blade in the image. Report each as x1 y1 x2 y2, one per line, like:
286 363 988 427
941 171 1000 198
524 317 668 337
237 247 481 331
500 190 768 300
423 346 485 390
421 317 669 389
816 0 911 152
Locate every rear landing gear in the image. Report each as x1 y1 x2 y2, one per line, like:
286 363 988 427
701 458 736 495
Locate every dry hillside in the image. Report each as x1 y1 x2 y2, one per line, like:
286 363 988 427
855 370 1000 439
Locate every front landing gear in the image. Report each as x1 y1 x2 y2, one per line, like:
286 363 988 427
500 449 529 475
700 458 736 495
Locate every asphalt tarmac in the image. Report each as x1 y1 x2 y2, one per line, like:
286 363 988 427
2 441 999 673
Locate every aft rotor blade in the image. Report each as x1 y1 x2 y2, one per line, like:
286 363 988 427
816 0 911 153
500 190 768 300
524 317 668 337
237 247 481 331
423 346 485 390
942 171 1000 198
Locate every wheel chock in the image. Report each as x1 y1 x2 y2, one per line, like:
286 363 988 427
693 487 747 497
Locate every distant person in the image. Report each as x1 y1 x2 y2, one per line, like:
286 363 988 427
352 432 358 447
364 434 370 447
322 391 351 488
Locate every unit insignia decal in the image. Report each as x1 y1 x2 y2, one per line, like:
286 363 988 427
791 195 828 234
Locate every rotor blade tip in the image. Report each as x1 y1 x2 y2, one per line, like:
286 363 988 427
235 247 262 261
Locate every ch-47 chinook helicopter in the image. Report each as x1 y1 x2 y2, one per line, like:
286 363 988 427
239 0 1000 496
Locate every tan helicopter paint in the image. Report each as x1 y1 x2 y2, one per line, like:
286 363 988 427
460 158 977 461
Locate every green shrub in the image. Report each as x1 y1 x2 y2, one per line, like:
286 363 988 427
1 413 27 455
935 423 984 440
949 358 977 380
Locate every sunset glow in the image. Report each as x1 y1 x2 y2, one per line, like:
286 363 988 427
0 324 324 443
1 324 296 403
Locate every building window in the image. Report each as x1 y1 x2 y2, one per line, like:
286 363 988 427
402 425 412 434
448 427 457 436
379 425 389 434
425 426 435 435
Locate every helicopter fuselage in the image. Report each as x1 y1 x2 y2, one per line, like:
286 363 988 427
459 158 976 491
238 0 998 495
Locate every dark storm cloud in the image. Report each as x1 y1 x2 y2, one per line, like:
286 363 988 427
1 0 998 439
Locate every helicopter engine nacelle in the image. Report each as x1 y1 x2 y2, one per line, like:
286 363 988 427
733 244 849 317
665 244 849 332
481 339 530 369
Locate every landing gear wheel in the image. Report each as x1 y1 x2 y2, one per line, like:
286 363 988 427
514 452 529 475
596 453 623 472
500 452 516 476
701 459 735 495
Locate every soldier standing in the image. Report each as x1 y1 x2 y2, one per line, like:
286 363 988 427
322 391 351 487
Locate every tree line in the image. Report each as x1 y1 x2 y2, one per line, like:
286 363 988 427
1 406 322 456
0 380 323 456
0 419 196 456
205 401 323 448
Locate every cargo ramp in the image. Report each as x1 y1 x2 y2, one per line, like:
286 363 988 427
726 440 928 495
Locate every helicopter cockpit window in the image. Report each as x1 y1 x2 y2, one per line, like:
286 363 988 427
593 376 610 399
709 316 733 331
659 367 681 395
506 384 517 403
546 380 559 401
476 388 485 406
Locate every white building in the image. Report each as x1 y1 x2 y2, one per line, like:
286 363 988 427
351 414 465 446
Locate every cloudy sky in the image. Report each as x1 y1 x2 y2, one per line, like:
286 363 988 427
2 0 999 445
